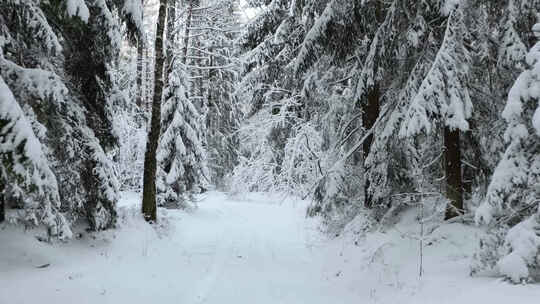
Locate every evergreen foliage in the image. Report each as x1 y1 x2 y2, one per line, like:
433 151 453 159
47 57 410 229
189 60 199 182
0 0 141 233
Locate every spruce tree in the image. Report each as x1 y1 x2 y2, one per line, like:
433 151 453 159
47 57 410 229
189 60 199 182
0 73 70 237
1 0 142 232
473 22 540 283
401 4 472 219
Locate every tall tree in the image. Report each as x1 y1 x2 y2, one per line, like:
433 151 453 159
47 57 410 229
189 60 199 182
142 0 168 222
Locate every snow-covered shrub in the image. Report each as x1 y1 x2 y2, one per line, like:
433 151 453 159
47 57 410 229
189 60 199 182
233 0 305 195
108 41 145 191
472 215 540 283
298 62 366 228
308 158 364 232
496 216 540 282
278 123 323 197
231 106 292 194
471 225 507 277
113 109 146 191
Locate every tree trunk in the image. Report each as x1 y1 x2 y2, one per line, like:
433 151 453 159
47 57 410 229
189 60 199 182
142 0 168 223
145 39 152 119
164 0 176 86
136 36 144 109
362 85 380 208
193 0 203 107
136 0 145 114
444 126 464 219
182 0 193 65
0 180 4 223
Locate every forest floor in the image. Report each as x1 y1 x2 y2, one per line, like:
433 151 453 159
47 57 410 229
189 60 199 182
1 192 540 304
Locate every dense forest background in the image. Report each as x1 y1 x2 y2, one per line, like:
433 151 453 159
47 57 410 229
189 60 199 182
1 0 540 284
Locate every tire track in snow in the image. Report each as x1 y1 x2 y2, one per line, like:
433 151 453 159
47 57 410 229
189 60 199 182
192 206 233 303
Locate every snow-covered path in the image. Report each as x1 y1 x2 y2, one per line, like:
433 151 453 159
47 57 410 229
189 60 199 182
0 192 356 304
3 192 540 304
174 193 355 304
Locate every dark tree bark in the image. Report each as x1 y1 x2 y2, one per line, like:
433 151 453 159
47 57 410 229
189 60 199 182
193 0 203 107
182 0 193 65
145 41 152 117
136 0 145 112
142 0 168 223
444 126 464 219
136 36 144 109
0 180 4 223
362 85 380 208
164 0 176 86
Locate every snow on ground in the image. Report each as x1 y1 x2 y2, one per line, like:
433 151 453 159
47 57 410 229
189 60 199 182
1 192 540 304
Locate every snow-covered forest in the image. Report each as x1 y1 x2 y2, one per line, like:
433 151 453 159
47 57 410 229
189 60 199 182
1 0 540 302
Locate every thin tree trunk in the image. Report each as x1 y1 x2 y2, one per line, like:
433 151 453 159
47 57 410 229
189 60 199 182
164 0 176 86
444 126 464 219
0 180 4 223
145 40 152 123
362 85 380 209
194 0 203 107
196 37 203 107
136 36 144 108
142 0 168 223
182 0 193 65
136 0 145 123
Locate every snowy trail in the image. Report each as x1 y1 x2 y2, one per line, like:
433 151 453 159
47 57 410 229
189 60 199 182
0 192 356 304
176 193 356 304
3 192 540 304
